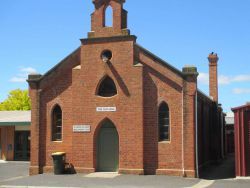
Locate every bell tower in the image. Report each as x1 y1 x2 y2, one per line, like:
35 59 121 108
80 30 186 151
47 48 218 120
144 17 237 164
88 0 130 38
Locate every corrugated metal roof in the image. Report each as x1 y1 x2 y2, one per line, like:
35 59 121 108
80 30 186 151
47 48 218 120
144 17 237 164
0 111 31 126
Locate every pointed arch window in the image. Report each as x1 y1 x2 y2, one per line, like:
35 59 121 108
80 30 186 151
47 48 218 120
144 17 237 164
97 76 117 97
158 102 170 141
104 5 113 27
52 105 62 141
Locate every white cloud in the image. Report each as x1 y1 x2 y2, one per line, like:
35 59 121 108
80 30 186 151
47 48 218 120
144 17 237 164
10 67 37 83
198 72 250 86
218 75 231 85
232 75 250 82
20 67 37 74
232 88 250 94
198 73 209 85
9 77 27 83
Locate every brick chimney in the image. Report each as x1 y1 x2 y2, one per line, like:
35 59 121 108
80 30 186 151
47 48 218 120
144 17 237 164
208 52 219 103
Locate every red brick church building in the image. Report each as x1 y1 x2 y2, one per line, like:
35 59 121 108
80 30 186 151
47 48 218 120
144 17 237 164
28 0 225 177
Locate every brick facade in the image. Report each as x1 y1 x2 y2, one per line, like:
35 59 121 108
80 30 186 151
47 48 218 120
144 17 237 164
27 0 225 177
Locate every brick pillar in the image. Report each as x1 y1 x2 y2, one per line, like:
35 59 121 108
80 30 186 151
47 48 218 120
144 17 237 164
182 66 198 177
208 52 219 103
27 74 42 175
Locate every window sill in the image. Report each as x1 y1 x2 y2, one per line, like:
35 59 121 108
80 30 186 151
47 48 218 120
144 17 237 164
96 95 118 99
158 140 171 144
51 141 63 143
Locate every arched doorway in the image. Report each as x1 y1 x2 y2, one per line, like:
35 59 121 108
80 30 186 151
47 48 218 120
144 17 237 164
97 120 119 172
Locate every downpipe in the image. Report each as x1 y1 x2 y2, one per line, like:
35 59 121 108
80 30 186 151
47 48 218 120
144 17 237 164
195 91 199 178
182 90 185 177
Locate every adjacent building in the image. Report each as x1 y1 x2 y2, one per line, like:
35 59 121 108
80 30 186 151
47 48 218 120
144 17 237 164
232 103 250 177
27 0 225 177
0 111 31 161
225 112 235 154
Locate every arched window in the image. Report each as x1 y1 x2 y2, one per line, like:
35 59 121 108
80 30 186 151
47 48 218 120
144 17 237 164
158 102 170 141
105 6 113 27
97 76 117 97
52 105 62 141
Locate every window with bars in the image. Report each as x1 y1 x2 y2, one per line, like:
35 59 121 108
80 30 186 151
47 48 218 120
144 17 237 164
158 102 170 141
52 105 62 141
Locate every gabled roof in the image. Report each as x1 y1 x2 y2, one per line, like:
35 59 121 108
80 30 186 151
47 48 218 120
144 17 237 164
232 103 250 111
28 47 81 83
0 111 31 126
27 38 215 106
135 43 184 77
29 37 184 84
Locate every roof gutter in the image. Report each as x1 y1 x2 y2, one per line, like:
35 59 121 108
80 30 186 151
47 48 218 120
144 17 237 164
0 122 31 126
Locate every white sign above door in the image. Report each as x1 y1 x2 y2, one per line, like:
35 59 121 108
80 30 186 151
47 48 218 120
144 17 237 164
96 107 117 112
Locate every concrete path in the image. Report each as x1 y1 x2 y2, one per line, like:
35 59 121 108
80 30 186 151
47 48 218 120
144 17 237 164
0 162 29 183
1 156 250 188
0 173 200 188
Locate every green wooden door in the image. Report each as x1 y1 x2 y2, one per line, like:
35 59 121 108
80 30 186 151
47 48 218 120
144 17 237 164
97 121 119 172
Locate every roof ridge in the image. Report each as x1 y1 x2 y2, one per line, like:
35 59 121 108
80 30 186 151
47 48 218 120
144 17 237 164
135 43 183 77
36 47 81 82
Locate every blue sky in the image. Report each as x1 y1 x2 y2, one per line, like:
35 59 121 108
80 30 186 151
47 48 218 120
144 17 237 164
0 0 250 112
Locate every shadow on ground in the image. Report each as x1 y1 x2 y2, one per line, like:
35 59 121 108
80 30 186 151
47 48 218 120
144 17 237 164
199 153 236 180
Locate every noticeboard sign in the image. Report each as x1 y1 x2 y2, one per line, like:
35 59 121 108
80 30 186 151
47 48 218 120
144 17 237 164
73 125 91 133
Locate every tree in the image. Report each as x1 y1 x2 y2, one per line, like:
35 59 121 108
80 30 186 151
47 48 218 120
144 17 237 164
0 89 31 111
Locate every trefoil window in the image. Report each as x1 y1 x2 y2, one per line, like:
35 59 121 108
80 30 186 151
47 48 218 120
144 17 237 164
97 76 117 97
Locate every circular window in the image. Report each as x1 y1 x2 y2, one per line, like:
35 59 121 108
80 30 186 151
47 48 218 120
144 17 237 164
101 50 112 63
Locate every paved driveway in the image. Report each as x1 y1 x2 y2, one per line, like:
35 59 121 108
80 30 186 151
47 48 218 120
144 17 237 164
0 158 250 188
